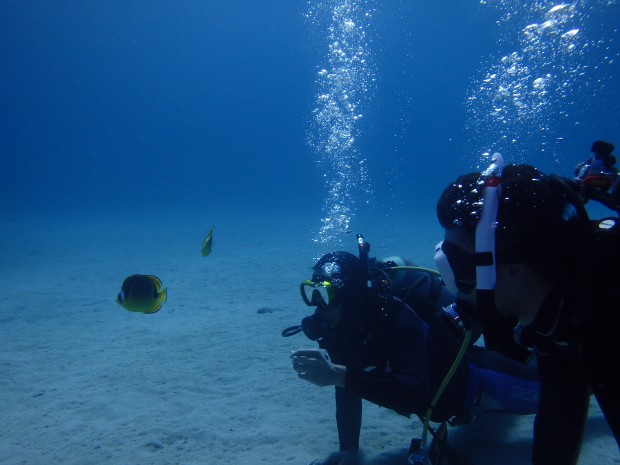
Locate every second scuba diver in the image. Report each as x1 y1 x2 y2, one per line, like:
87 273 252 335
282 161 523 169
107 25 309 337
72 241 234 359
285 236 541 465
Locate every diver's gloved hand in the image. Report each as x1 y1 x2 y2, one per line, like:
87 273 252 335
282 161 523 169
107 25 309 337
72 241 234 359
308 450 362 465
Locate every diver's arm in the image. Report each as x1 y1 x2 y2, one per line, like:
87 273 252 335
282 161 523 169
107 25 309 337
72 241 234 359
344 309 431 417
344 370 430 416
335 386 362 452
290 348 362 453
532 354 589 465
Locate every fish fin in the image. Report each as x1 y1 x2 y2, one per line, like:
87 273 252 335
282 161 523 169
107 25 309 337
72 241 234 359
158 287 167 304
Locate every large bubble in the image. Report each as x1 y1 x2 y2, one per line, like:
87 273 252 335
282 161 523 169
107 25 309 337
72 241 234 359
306 0 375 247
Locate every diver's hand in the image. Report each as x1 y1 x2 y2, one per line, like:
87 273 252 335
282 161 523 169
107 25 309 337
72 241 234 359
308 450 361 465
291 349 346 388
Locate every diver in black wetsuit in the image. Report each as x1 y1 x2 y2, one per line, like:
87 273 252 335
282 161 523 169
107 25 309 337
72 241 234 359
287 248 540 465
435 150 620 465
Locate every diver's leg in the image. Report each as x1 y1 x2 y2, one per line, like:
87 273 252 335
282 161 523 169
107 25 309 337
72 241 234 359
468 345 540 414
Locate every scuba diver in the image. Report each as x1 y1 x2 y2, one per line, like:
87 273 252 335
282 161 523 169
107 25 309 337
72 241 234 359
283 235 541 465
434 141 620 465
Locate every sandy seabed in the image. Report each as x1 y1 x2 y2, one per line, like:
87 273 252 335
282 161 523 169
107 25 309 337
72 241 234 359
1 211 617 465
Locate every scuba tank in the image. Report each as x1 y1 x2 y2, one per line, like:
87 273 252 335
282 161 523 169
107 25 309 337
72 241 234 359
378 255 454 323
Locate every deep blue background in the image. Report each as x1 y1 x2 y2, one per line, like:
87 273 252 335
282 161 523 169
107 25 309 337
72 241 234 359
1 1 619 221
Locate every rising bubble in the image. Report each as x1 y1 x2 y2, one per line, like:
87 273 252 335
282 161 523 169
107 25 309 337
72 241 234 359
465 0 618 166
306 0 375 247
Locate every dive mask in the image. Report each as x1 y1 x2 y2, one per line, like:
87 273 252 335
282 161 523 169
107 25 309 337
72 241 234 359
300 280 336 308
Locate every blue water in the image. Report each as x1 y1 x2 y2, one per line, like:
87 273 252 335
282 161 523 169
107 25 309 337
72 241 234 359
1 3 620 463
1 1 619 235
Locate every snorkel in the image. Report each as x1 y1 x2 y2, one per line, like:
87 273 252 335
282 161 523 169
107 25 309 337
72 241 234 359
474 153 504 350
475 152 503 294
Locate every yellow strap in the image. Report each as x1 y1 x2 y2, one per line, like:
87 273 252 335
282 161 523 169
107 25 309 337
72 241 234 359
419 329 472 456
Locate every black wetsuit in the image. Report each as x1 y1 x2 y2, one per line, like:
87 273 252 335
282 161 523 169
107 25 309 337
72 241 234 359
521 280 620 464
317 296 470 452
